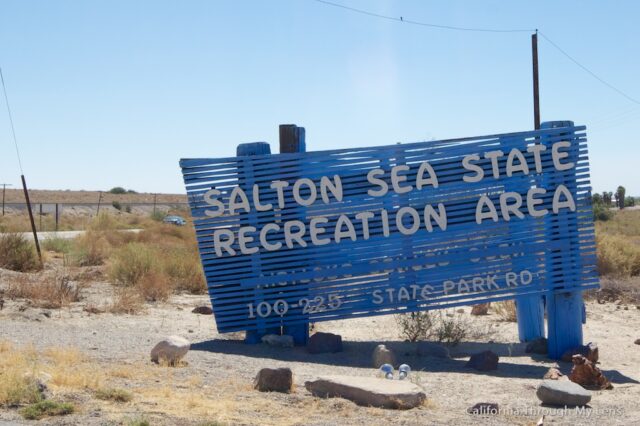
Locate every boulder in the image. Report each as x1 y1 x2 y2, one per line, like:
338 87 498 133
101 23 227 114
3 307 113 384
569 355 613 390
561 342 598 363
536 380 591 407
191 305 213 315
525 338 548 355
466 350 499 371
416 342 450 358
634 338 640 345
254 368 293 393
307 332 343 354
372 344 396 368
150 335 190 366
305 375 425 409
543 367 565 380
261 334 294 348
467 402 499 415
471 303 490 315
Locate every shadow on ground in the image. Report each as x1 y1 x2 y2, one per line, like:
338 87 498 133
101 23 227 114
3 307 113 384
192 337 640 384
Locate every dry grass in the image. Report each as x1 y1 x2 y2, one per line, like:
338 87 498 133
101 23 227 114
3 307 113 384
5 273 81 309
0 341 42 407
596 210 640 278
109 287 145 314
491 300 517 322
0 233 41 272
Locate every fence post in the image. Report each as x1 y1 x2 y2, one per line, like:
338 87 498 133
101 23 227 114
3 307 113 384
55 203 59 231
541 120 584 359
280 124 309 345
237 142 281 344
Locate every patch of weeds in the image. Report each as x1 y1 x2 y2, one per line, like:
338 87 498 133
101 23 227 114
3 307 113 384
0 233 40 272
127 417 151 426
95 387 133 402
42 237 73 254
19 400 74 420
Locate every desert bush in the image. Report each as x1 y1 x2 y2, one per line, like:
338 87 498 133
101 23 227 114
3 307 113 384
163 246 206 294
395 311 435 342
20 400 74 420
112 201 123 211
597 233 640 277
95 387 133 403
109 288 145 314
137 271 171 301
109 243 158 286
433 311 468 346
6 274 81 308
150 210 167 222
593 203 613 221
89 212 120 231
69 231 110 266
42 237 73 254
109 187 127 194
492 300 517 322
0 233 40 272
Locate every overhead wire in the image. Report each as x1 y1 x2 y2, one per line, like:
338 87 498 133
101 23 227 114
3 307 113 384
0 67 24 174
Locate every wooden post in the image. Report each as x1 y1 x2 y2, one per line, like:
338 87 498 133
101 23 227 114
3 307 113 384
21 175 42 264
55 203 59 231
1 183 10 216
532 31 541 130
96 191 102 215
237 142 281 344
280 124 310 345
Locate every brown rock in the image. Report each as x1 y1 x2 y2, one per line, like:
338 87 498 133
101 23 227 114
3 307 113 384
543 367 564 380
191 305 213 315
466 350 499 371
635 338 640 345
307 332 343 354
561 342 598 363
568 355 612 390
254 368 293 393
471 303 490 315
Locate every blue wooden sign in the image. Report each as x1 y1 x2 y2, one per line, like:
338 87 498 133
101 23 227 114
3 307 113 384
180 122 598 343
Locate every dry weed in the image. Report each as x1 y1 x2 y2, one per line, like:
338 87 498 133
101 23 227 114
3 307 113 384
109 287 145 314
6 273 81 308
492 300 517 322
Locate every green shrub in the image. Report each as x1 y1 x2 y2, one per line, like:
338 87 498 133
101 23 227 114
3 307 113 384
69 231 110 266
150 210 167 222
593 203 613 221
395 312 435 342
109 187 127 194
0 233 40 272
112 201 122 211
433 311 468 346
19 400 74 420
109 243 158 286
42 237 73 254
163 246 206 294
95 387 133 402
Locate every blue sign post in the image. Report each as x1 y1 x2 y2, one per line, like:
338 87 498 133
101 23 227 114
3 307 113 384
180 121 598 359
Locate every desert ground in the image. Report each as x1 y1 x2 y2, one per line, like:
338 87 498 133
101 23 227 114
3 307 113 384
0 208 639 425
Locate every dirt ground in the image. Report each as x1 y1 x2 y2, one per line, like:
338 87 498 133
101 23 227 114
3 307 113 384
0 270 638 425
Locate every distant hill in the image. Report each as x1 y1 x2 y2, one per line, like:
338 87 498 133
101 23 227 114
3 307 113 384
2 189 186 204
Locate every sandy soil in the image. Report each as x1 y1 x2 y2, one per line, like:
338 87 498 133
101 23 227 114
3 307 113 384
0 271 638 425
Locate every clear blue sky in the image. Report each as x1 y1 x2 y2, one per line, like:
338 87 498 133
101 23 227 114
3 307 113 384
1 0 639 195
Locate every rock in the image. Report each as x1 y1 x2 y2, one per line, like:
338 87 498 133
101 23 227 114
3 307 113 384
254 368 293 393
635 338 640 345
467 402 499 415
191 305 213 315
543 368 564 380
536 380 591 407
466 350 499 371
372 344 397 368
416 342 450 358
561 342 598 363
471 303 489 315
150 335 190 365
569 355 613 390
305 375 425 409
536 415 545 426
525 338 548 355
456 308 465 313
261 334 294 348
307 332 343 354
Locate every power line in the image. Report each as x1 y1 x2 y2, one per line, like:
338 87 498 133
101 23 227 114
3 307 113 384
312 0 640 107
312 0 534 33
538 32 640 106
0 67 24 173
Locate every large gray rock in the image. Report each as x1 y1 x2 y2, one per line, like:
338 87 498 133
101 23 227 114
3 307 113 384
150 335 190 366
307 332 343 354
372 344 397 368
254 368 293 393
536 380 591 407
261 334 294 348
416 342 450 358
305 375 426 409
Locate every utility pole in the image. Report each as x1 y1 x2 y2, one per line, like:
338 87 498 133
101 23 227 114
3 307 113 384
1 183 11 216
532 30 541 129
